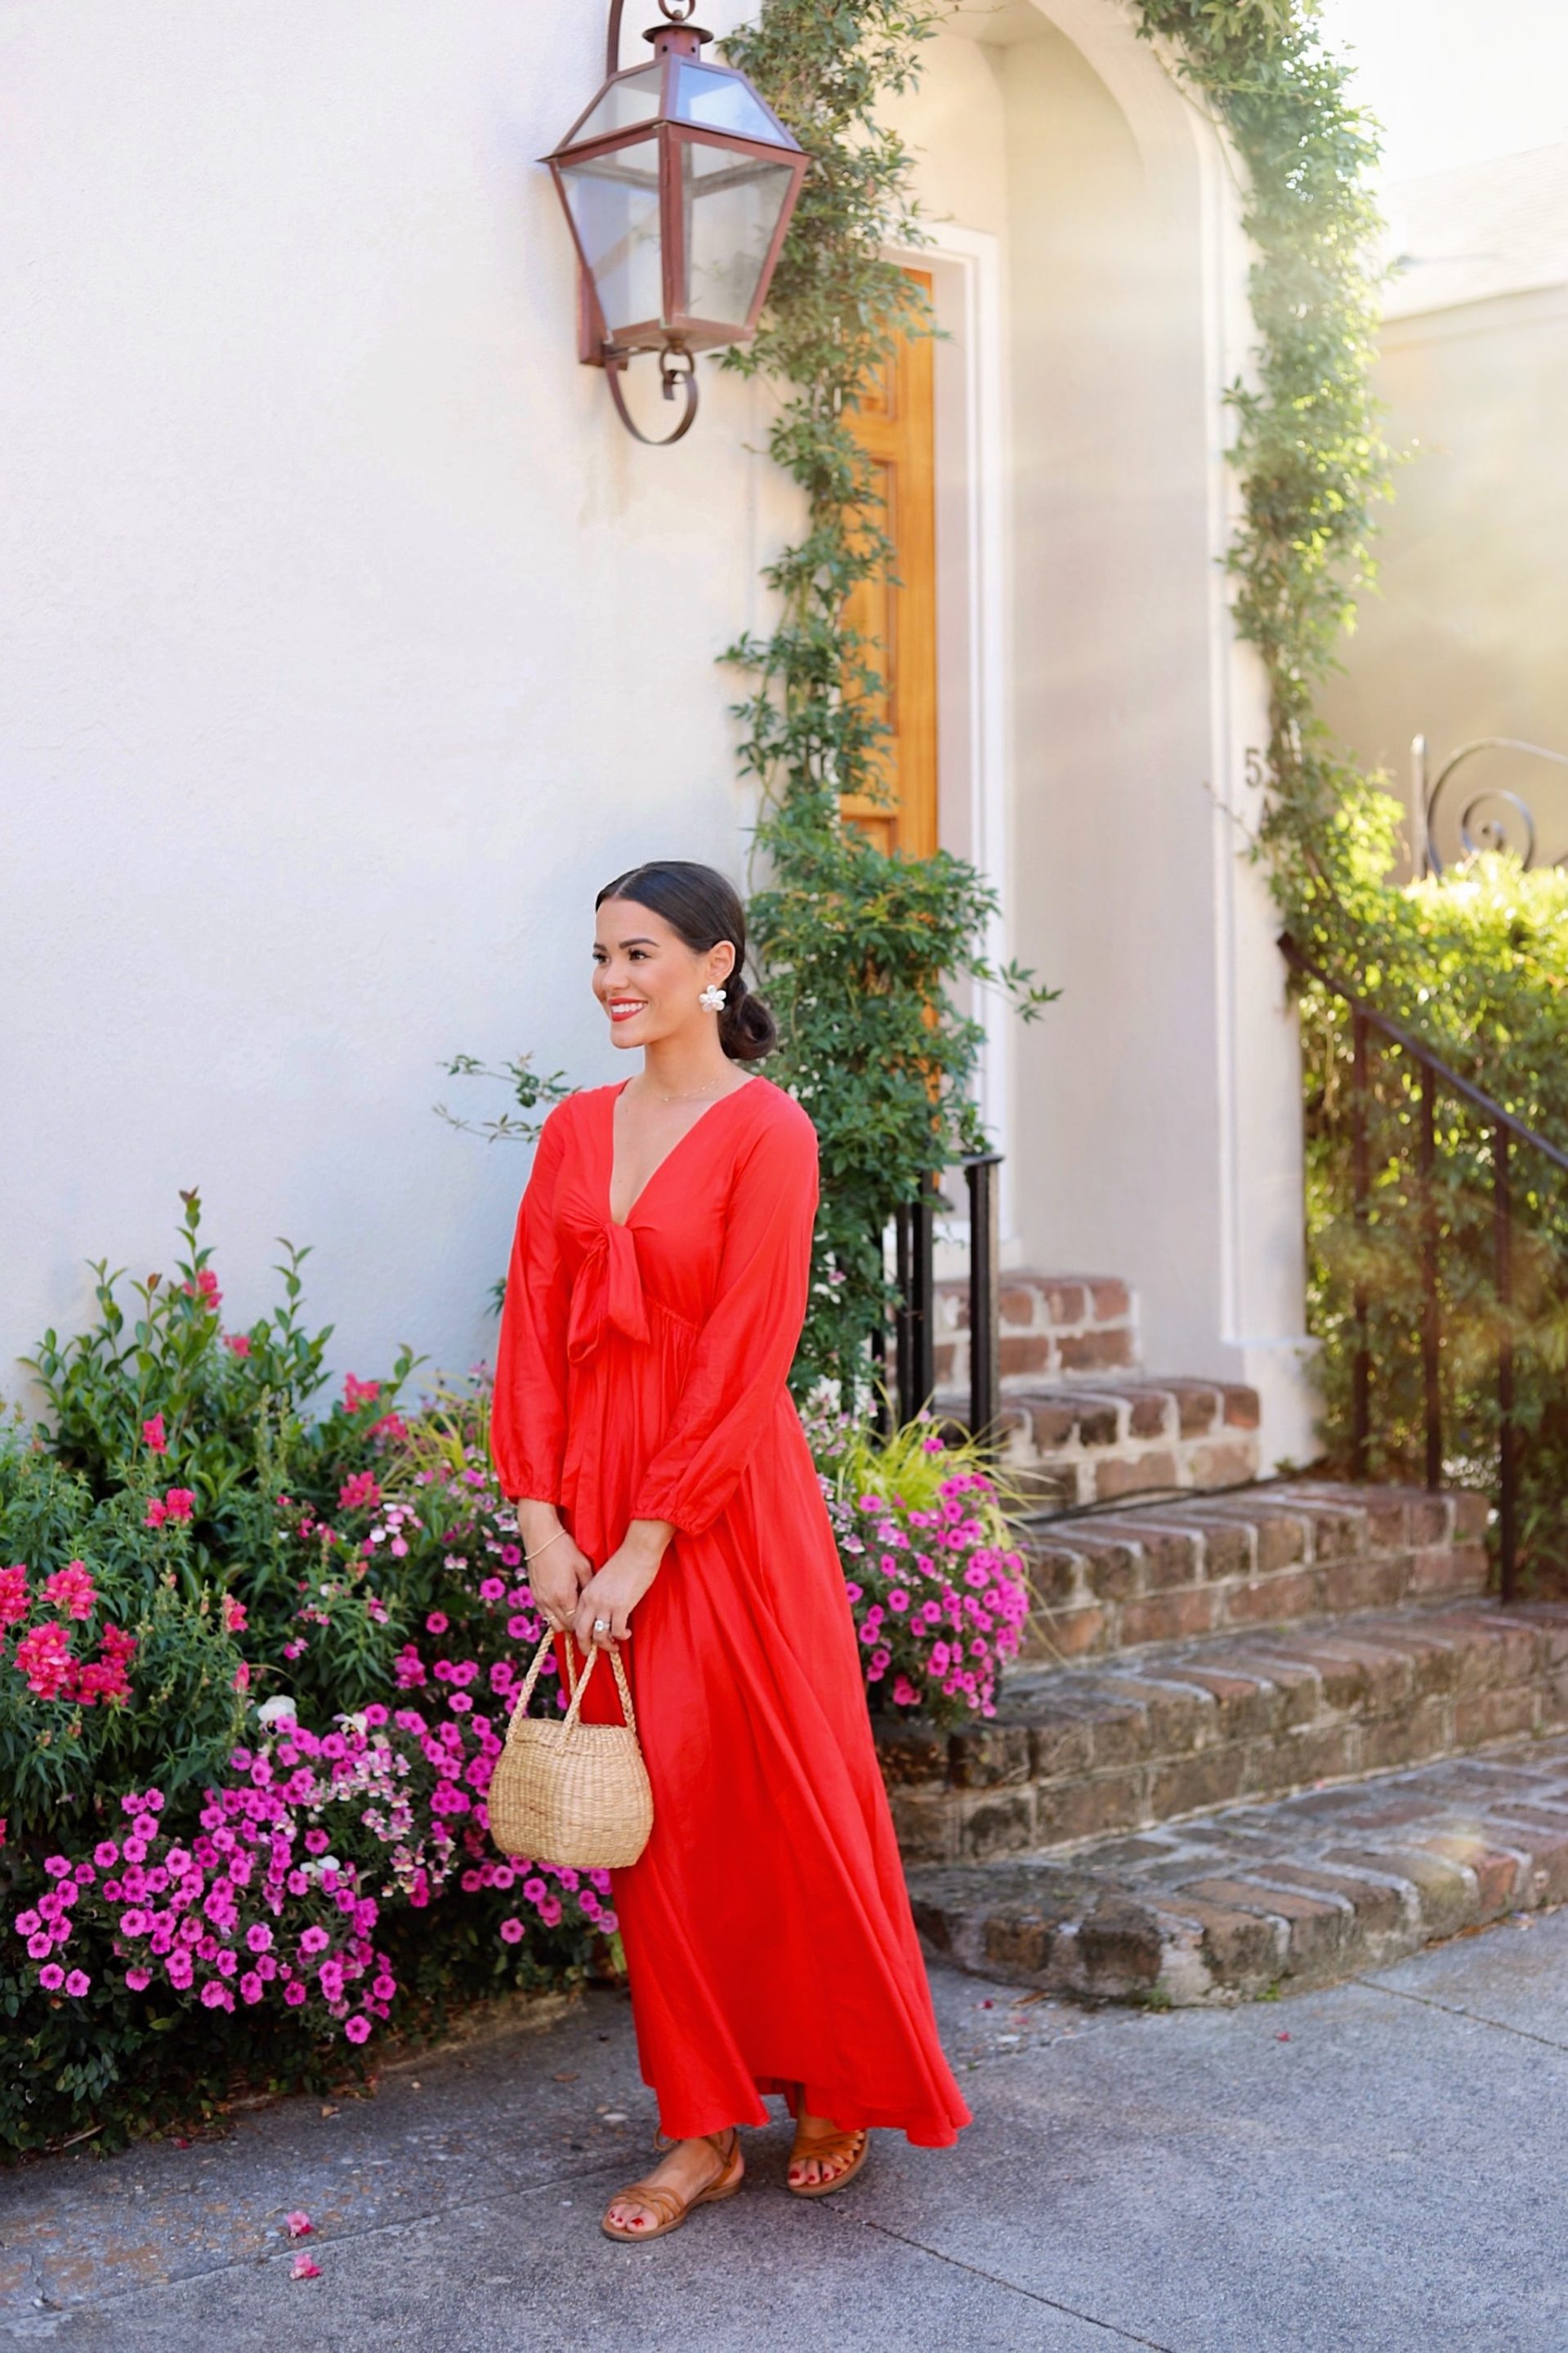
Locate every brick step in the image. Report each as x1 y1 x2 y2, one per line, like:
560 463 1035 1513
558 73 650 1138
907 1730 1568 2007
877 1589 1558 1868
935 1270 1139 1394
1016 1480 1490 1659
946 1376 1262 1512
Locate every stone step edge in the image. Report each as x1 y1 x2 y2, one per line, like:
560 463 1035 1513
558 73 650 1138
880 1601 1568 1867
907 1744 1568 2007
933 1376 1262 1434
1013 1481 1493 1660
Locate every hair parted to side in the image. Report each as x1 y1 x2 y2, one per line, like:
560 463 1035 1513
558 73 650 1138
596 860 779 1064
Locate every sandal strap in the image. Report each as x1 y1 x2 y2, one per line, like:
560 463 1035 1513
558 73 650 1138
792 2122 866 2159
609 2132 738 2229
609 2178 687 2229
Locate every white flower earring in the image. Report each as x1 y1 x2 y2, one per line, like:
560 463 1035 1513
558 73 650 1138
699 983 727 1012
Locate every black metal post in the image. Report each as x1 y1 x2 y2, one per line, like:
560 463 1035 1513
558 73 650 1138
869 1312 891 1439
1418 1060 1442 1489
1494 1124 1517 1601
906 1172 936 1424
1351 1009 1371 1477
964 1153 1003 1449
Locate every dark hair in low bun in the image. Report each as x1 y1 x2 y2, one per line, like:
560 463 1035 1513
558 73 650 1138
595 859 780 1065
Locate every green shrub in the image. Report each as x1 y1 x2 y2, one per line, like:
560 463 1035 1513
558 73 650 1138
0 1206 605 2158
1296 837 1568 1581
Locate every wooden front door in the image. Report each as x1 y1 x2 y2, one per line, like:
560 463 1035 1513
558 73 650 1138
840 269 938 859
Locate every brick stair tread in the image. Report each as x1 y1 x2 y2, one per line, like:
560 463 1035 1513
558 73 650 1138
936 1269 1132 1321
1015 1479 1492 1659
934 1375 1259 1428
935 1269 1141 1390
876 1597 1568 1869
907 1733 1568 2007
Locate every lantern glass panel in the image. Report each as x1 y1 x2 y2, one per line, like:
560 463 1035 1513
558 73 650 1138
680 140 796 328
559 136 664 337
570 65 663 147
670 61 784 143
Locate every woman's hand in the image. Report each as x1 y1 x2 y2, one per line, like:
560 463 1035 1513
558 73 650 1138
573 1520 673 1650
516 1506 594 1634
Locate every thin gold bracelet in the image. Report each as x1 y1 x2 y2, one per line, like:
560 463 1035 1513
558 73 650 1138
523 1527 568 1565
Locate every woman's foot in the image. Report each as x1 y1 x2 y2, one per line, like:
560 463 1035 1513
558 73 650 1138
787 2110 870 2196
601 2128 743 2242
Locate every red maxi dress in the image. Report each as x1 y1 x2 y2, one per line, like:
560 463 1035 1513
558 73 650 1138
491 1074 970 2148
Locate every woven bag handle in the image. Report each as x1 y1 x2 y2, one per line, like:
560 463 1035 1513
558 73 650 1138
507 1628 639 1740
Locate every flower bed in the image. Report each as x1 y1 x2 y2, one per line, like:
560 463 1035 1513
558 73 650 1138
2 1198 1028 2155
810 1409 1031 1726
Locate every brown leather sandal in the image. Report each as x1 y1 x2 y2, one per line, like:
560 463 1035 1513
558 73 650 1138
787 2114 870 2199
601 2128 744 2244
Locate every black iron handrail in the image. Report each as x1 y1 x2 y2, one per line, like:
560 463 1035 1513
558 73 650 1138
882 1153 1003 1447
1280 931 1568 1599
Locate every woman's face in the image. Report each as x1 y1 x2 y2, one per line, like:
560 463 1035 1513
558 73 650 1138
592 899 735 1049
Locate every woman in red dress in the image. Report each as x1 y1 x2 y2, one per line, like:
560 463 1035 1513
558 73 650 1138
490 859 970 2243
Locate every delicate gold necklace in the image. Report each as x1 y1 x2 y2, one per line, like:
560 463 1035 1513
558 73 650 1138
637 1076 736 1105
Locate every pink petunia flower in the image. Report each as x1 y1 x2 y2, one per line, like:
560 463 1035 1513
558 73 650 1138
286 2212 314 2239
291 2256 322 2281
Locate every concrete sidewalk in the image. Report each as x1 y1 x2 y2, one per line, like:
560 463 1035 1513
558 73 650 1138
4 1909 1566 2352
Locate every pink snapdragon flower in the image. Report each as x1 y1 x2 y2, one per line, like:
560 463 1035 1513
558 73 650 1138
44 1560 96 1620
15 1622 74 1699
145 1488 196 1529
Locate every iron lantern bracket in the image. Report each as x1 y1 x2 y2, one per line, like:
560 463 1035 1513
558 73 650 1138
601 342 699 445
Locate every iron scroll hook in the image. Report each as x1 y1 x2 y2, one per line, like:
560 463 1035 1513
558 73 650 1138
601 344 699 445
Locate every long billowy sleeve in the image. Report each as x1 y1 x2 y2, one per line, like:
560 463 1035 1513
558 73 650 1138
632 1101 819 1538
491 1105 574 1503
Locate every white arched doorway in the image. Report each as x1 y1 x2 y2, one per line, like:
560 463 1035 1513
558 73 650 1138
883 0 1315 1463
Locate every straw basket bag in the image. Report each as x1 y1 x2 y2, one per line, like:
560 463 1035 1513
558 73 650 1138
489 1631 653 1870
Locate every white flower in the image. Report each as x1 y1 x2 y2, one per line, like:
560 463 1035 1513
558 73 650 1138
255 1695 299 1727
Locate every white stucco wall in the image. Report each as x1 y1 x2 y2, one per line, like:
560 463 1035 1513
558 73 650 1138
1 0 797 1397
3 0 1313 1464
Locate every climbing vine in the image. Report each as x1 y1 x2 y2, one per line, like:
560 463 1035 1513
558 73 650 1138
721 0 1399 1412
721 1 1053 1408
1126 0 1392 926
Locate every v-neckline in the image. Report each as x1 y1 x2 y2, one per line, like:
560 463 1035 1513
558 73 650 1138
606 1075 760 1229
